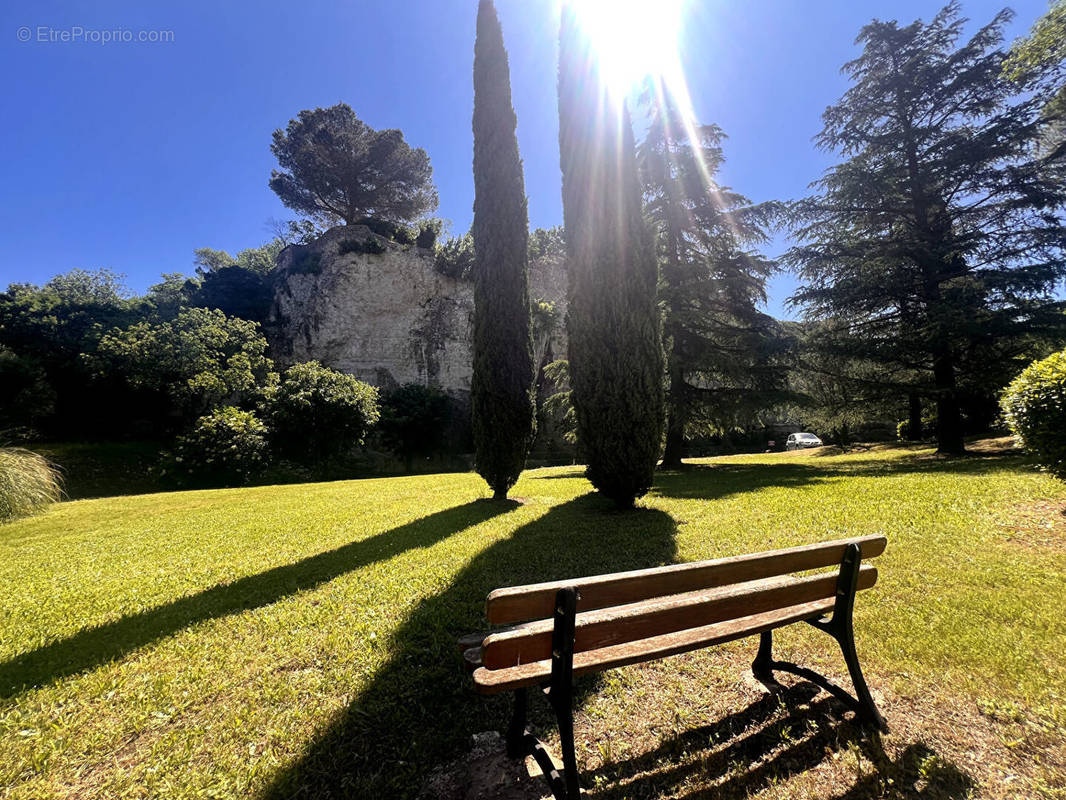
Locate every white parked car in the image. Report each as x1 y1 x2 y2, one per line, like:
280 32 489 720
786 432 823 450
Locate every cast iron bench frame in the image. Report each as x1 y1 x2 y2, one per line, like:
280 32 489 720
460 535 888 800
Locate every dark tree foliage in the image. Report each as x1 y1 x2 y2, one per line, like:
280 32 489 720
787 3 1066 455
187 242 283 324
0 270 142 438
637 85 788 467
470 0 537 500
784 321 905 445
558 7 664 507
193 267 274 324
376 384 452 471
269 104 439 226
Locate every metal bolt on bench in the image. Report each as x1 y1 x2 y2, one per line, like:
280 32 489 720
461 535 889 800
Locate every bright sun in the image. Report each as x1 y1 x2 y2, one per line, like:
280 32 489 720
569 0 686 96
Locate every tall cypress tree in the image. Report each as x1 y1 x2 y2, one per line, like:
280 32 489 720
557 8 665 507
471 0 536 500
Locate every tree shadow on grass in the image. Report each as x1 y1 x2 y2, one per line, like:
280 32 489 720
588 682 973 799
650 449 1026 501
260 492 679 799
651 463 833 501
0 500 517 700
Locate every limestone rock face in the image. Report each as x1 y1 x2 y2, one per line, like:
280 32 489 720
268 225 566 394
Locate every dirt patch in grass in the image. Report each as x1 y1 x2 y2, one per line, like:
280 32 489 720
998 500 1066 552
429 648 1065 799
965 437 1022 455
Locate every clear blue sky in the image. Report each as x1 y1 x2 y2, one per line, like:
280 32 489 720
0 0 1051 317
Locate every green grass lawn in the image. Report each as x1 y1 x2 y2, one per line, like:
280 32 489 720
1 443 1064 799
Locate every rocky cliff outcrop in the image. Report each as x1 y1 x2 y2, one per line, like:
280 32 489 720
268 225 566 394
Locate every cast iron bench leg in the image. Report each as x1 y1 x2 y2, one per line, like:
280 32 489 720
551 587 581 799
506 688 528 758
830 544 888 732
753 544 888 733
751 630 775 684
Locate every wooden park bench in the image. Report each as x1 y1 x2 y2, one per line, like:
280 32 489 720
460 534 888 799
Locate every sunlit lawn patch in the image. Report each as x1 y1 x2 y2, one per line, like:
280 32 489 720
0 442 1063 798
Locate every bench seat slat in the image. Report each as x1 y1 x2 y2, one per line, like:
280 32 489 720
485 534 886 625
472 597 837 694
481 564 876 670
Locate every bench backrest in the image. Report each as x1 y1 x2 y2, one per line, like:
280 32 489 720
480 534 885 671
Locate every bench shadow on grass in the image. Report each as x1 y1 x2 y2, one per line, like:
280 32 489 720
587 682 973 799
0 499 516 701
260 492 680 799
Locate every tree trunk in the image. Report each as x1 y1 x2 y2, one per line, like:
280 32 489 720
660 356 686 469
933 354 965 455
908 392 922 439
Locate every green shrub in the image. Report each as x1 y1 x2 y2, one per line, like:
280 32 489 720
0 447 62 522
434 234 475 280
265 361 380 463
338 237 387 256
896 419 921 441
168 407 269 486
377 384 452 469
1000 349 1066 480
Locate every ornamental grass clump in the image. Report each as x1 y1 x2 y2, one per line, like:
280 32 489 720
0 447 62 523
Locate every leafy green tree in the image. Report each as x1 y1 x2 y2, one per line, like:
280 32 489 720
1004 0 1066 76
470 0 536 500
94 307 275 425
269 104 439 227
264 361 380 464
43 268 130 305
557 7 664 507
787 3 1066 455
146 273 197 319
0 270 139 437
785 322 901 446
188 242 283 323
376 384 452 470
1004 0 1066 163
637 86 787 467
194 267 274 324
0 347 55 433
528 226 566 264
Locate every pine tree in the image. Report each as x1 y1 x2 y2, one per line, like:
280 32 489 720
557 7 664 507
470 0 536 500
636 86 786 467
787 3 1066 454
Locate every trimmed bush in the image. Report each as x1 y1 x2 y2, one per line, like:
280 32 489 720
377 383 452 470
169 407 269 486
1001 350 1066 480
0 447 62 523
266 361 380 463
